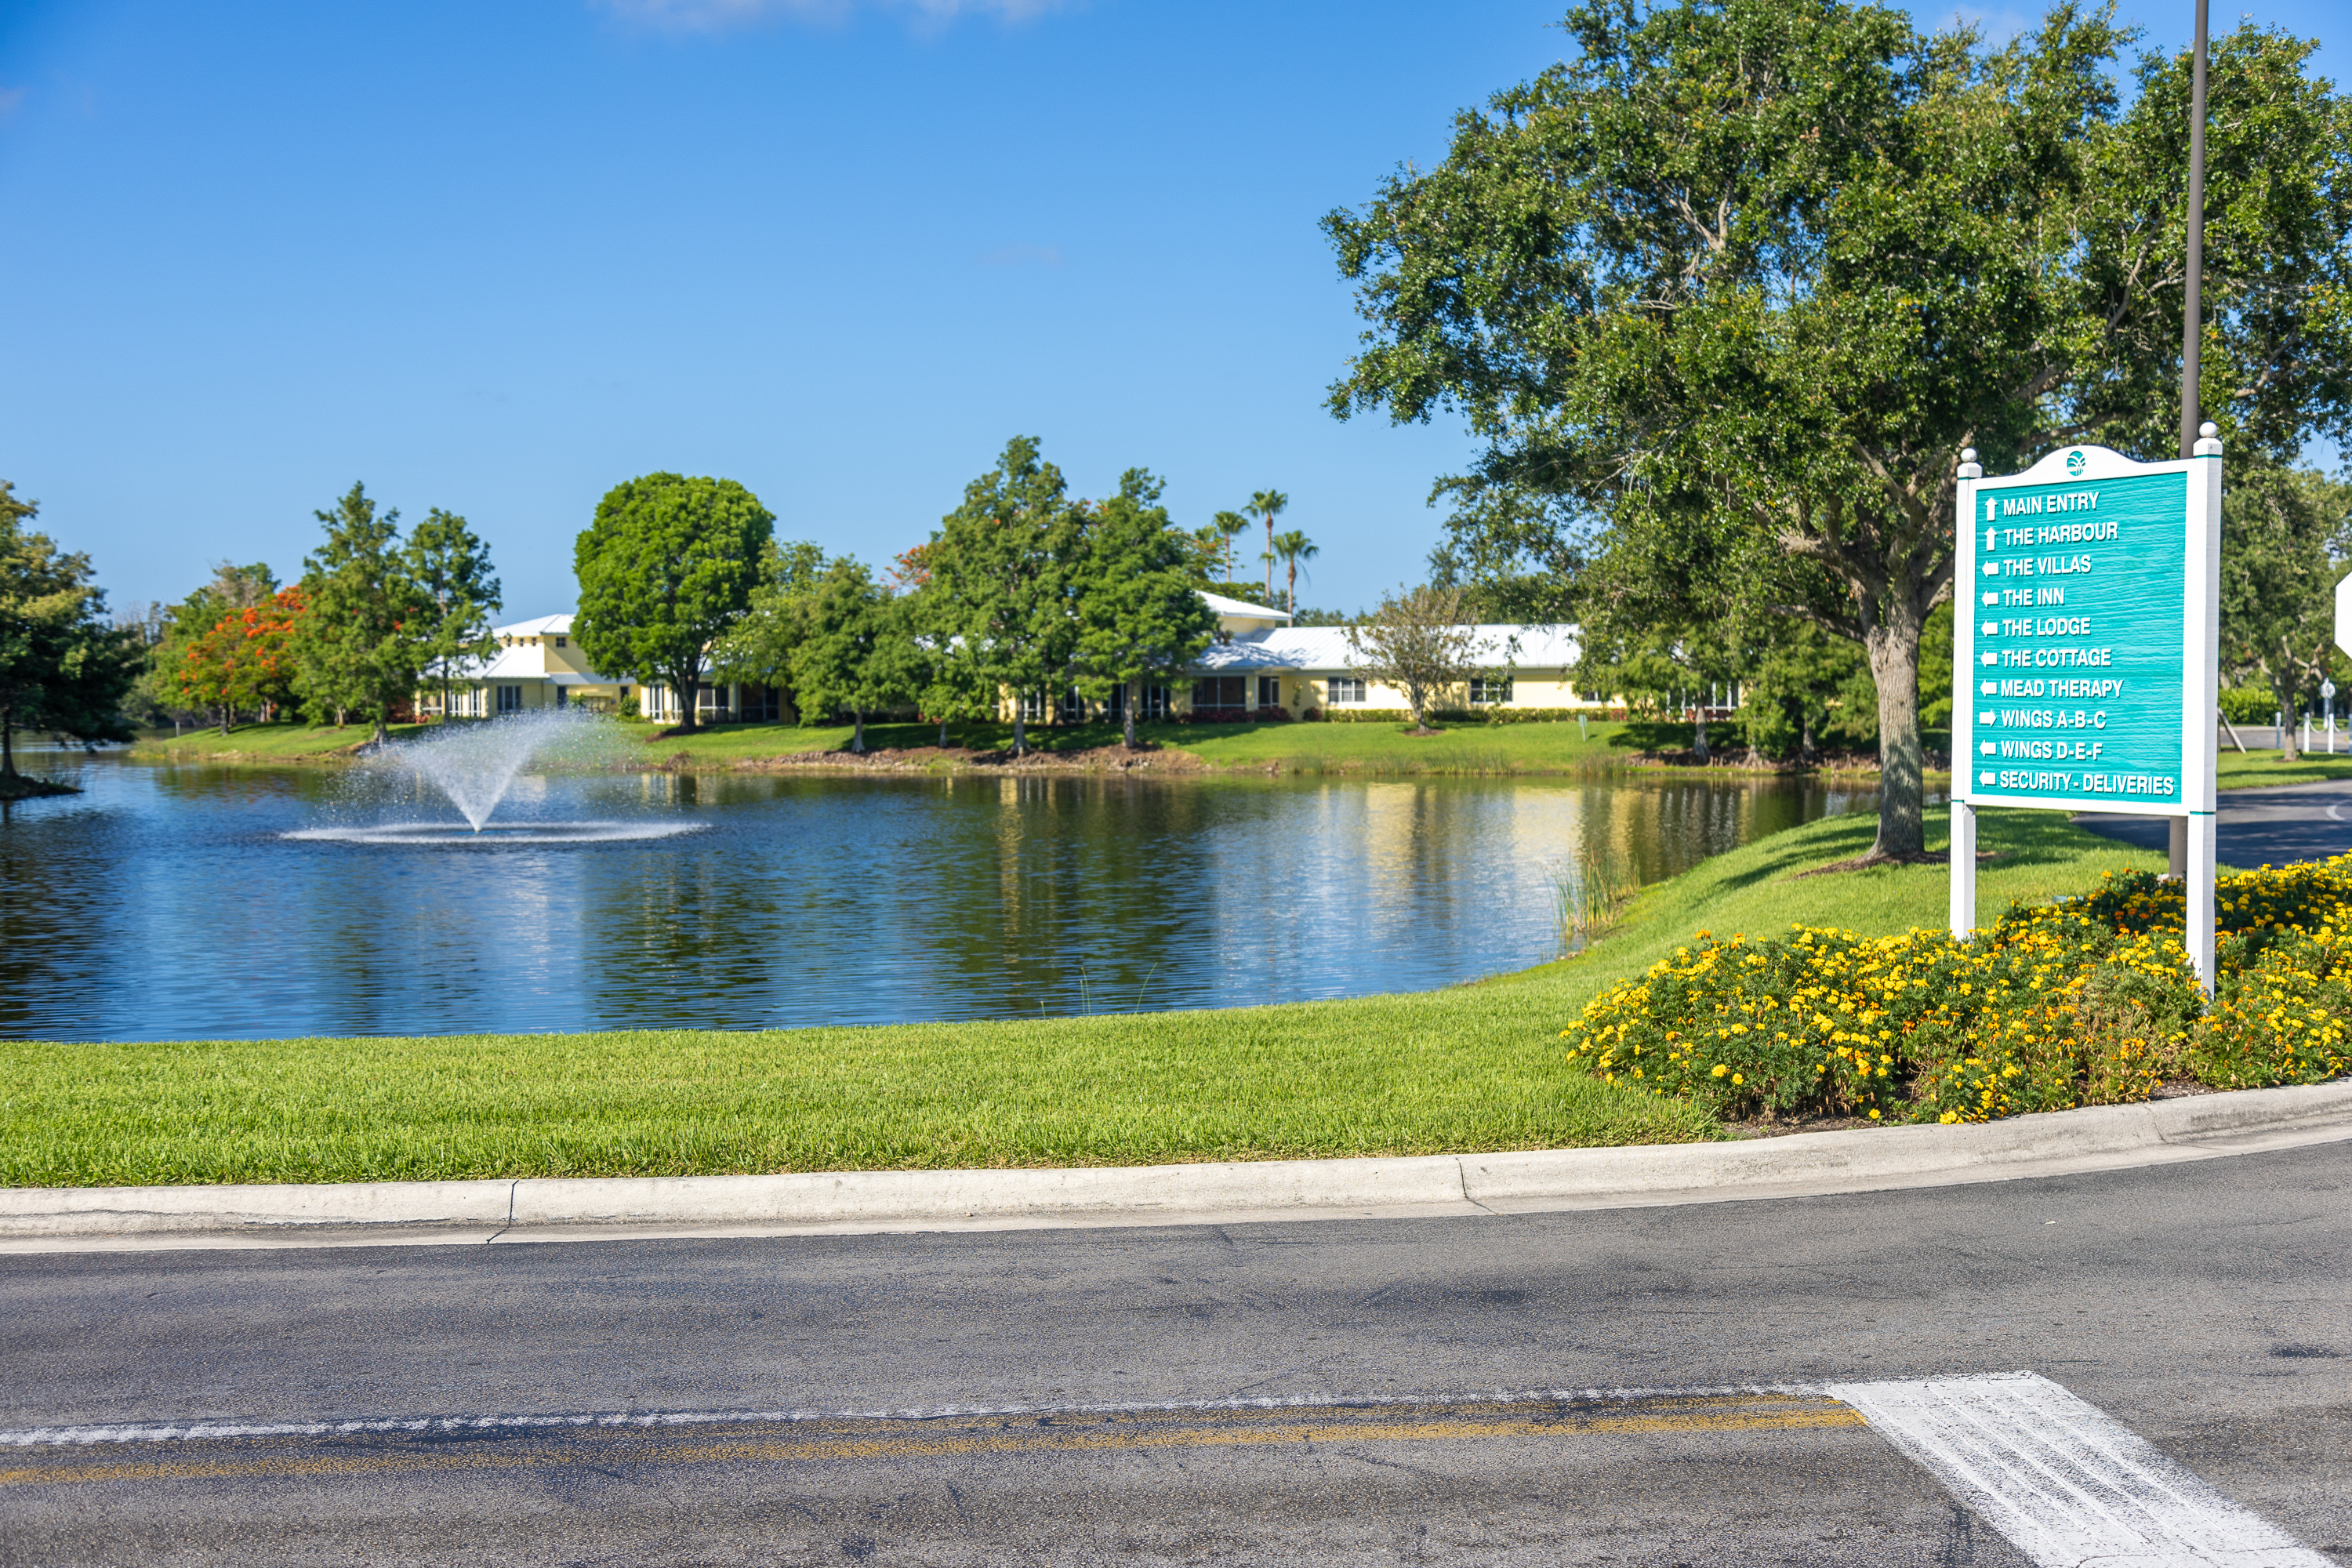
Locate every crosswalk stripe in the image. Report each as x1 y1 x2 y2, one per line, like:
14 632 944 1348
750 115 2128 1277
1828 1373 2328 1568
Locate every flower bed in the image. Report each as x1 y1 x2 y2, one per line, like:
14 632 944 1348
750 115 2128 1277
1560 858 2352 1124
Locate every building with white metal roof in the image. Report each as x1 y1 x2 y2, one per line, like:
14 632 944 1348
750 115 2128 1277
419 595 1595 727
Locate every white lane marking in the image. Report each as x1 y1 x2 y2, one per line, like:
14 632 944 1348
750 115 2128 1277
0 1382 1825 1447
1828 1372 2327 1567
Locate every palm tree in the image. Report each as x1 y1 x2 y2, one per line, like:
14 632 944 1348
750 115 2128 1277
1271 529 1318 622
1246 489 1287 601
1209 510 1252 582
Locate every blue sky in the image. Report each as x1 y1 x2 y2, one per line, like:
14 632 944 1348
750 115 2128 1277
1 0 2340 620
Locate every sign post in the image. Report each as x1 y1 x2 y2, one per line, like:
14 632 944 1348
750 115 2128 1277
1948 430 2223 991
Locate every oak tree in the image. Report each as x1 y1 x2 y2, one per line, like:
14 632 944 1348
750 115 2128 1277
572 474 774 733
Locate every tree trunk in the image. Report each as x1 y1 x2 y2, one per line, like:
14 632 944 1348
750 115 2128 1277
673 673 697 733
1123 681 1139 750
1265 518 1276 601
1864 609 1927 860
1693 704 1711 762
1 710 14 782
849 710 866 754
1011 712 1027 756
372 711 390 748
938 716 950 748
1287 561 1298 621
2274 673 2300 761
219 704 231 738
1800 710 1817 764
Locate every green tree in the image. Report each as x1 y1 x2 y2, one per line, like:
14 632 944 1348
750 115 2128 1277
1271 529 1319 621
2219 460 2351 762
925 437 1085 757
1343 583 1502 732
788 558 924 754
710 537 830 720
1325 2 2352 862
1246 488 1288 603
404 509 502 722
0 481 140 789
1073 470 1219 749
293 484 431 744
572 474 775 733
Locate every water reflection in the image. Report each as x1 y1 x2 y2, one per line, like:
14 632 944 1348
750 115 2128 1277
0 751 1882 1041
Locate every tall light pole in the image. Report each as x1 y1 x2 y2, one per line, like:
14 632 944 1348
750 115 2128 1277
2172 0 2210 879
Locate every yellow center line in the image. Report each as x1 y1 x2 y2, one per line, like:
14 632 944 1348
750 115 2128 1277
0 1399 1866 1490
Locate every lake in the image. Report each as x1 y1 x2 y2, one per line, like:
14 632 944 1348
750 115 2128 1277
0 750 1882 1041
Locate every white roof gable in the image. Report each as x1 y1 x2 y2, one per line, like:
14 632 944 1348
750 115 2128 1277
1196 622 1579 673
1199 590 1289 620
494 613 574 638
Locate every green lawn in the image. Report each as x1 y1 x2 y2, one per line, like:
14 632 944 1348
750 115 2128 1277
132 717 2352 791
0 805 2167 1189
132 722 437 760
606 714 1642 772
130 716 1639 773
2214 750 2352 789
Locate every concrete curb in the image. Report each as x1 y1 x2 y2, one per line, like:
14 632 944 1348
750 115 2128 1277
5 1080 2349 1243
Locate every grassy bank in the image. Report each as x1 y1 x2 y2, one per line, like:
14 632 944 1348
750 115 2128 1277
129 717 2352 789
1 806 2166 1188
128 715 1639 773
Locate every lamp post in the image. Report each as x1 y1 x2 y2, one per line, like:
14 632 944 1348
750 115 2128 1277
2169 0 2211 878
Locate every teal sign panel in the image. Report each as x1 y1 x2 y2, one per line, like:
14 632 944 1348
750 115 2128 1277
1964 470 2187 808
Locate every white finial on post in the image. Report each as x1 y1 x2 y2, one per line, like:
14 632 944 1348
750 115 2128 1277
1958 448 1982 478
2195 422 2222 456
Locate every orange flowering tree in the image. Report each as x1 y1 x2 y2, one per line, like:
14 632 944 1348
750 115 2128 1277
176 586 307 733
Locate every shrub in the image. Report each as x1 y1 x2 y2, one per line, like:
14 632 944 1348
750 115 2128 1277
1178 706 1289 724
1319 706 1616 725
1560 858 2352 1125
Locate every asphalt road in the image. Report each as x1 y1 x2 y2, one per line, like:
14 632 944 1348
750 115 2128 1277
2075 777 2352 866
4 1142 2350 1565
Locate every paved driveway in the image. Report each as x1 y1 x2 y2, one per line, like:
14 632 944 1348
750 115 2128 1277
2075 778 2352 867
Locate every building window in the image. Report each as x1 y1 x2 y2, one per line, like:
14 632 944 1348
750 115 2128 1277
1141 684 1172 720
1328 677 1367 704
1189 676 1246 710
1257 676 1279 710
1018 689 1051 722
496 684 523 713
554 637 566 648
1056 686 1087 724
1469 677 1513 705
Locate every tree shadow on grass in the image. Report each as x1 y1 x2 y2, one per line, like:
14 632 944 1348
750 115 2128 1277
1695 806 2115 898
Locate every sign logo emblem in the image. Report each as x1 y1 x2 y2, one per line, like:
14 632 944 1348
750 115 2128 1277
2066 449 2086 476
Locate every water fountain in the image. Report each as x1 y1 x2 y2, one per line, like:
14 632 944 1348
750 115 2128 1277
285 708 703 845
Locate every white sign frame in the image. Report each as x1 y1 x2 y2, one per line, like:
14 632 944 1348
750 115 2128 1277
1948 436 2221 992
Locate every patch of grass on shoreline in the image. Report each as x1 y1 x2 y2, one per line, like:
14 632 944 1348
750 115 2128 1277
0 806 2165 1189
132 718 2352 790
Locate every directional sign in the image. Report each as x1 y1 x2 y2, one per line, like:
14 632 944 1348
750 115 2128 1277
1950 437 2222 992
2337 568 2352 659
1953 445 2217 818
